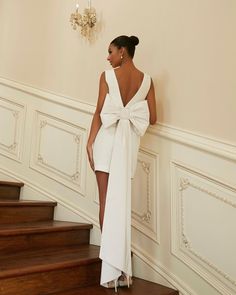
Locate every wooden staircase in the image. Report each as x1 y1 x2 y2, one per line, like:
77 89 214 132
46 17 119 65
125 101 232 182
0 181 178 295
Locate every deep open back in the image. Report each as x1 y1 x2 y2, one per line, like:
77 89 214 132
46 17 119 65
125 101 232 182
112 69 145 107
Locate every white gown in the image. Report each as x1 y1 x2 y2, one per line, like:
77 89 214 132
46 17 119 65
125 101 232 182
93 69 151 287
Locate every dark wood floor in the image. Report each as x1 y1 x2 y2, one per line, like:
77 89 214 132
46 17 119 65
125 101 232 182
50 278 178 295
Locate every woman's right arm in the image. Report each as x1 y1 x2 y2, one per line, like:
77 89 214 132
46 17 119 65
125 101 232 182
86 72 108 170
146 79 157 125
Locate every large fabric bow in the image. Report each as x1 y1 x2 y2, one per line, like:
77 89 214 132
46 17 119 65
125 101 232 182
101 94 150 136
99 94 150 288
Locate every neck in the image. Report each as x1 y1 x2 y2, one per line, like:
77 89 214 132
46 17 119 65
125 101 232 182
120 58 135 69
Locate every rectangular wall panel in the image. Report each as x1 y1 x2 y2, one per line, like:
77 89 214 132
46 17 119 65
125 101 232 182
30 111 87 194
132 148 160 244
171 162 236 295
0 97 25 162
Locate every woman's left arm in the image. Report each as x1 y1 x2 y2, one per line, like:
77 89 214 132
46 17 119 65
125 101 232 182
146 79 157 125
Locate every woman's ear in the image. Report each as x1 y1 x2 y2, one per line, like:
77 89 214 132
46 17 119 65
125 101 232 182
120 47 125 57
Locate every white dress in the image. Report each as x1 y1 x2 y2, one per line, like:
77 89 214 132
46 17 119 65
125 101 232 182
93 69 151 287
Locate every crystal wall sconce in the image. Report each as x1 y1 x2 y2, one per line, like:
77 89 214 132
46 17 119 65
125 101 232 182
70 1 97 39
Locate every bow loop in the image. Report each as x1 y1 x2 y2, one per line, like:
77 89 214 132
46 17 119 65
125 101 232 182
101 95 150 136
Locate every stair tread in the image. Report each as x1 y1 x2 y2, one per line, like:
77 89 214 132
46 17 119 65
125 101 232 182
0 220 93 235
0 244 100 278
0 199 57 206
50 278 178 295
0 180 24 187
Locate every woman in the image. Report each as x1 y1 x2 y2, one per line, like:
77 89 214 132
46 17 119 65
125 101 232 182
87 35 157 291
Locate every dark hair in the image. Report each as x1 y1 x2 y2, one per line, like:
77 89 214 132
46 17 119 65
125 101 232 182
110 35 139 58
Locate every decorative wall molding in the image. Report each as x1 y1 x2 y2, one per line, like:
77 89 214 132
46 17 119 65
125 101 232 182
0 77 95 115
132 148 160 244
1 76 236 162
148 123 236 162
132 243 198 295
93 184 99 205
30 111 87 195
0 97 25 162
171 161 236 295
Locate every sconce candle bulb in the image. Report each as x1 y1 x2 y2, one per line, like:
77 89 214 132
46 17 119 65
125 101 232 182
70 1 96 39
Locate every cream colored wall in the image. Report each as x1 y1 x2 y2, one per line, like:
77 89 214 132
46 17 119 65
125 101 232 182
0 0 236 143
0 2 236 295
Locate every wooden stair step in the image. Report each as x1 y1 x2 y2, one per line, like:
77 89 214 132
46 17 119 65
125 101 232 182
0 199 57 206
0 200 57 224
0 221 92 253
0 244 100 278
49 278 178 295
0 181 24 200
0 245 101 295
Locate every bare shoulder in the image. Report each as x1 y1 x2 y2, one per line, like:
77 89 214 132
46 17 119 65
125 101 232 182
99 71 105 82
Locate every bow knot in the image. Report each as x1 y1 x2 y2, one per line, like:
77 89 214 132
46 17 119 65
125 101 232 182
101 95 150 136
119 108 131 120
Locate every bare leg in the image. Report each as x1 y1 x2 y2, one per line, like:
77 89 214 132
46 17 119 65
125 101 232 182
95 171 109 231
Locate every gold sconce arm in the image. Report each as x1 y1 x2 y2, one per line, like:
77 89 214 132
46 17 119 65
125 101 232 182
70 2 97 39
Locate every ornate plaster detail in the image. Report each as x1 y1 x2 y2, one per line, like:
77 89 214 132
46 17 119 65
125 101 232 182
0 107 20 154
12 110 19 118
179 177 190 191
132 160 152 223
8 142 17 151
40 120 47 128
38 154 44 163
179 177 236 207
74 135 81 144
71 171 80 181
36 119 83 188
179 177 236 286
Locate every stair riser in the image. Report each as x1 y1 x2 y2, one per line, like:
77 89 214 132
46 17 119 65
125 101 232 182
0 230 90 253
0 262 101 295
0 186 20 200
0 207 54 224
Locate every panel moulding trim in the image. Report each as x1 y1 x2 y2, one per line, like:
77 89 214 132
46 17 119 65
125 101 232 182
0 77 95 115
131 147 160 244
179 178 236 289
30 111 86 195
0 105 19 150
171 161 236 295
132 243 198 295
1 77 236 163
148 124 236 162
0 96 26 162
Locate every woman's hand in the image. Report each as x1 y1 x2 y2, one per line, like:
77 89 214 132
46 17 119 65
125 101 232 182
86 143 95 171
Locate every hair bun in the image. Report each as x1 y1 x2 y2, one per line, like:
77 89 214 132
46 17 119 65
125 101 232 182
129 36 139 46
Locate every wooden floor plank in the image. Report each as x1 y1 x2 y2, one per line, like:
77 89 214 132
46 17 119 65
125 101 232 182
50 278 178 295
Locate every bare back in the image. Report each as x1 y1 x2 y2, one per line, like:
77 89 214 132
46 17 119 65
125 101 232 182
114 67 145 107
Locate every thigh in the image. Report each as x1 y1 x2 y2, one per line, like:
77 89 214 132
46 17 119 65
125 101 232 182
95 171 109 205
